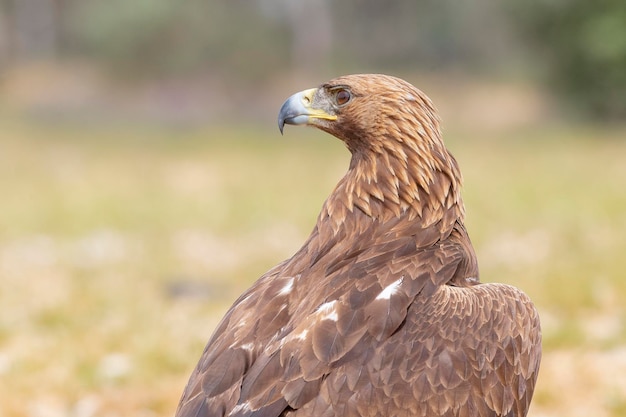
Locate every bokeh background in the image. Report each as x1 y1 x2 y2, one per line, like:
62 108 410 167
1 1 625 416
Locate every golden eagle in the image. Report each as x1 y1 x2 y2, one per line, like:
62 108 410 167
174 74 541 417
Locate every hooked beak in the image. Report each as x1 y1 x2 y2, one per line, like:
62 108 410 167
277 88 337 134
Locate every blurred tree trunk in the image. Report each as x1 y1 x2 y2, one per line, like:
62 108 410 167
8 0 60 61
0 4 9 69
285 0 332 74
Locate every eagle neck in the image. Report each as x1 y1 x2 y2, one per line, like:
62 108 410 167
320 135 465 236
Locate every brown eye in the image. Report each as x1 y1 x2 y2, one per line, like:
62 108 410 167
335 89 351 106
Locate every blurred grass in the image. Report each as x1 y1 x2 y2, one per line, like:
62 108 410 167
0 117 625 416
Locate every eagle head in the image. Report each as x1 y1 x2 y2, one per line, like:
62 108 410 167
278 74 442 156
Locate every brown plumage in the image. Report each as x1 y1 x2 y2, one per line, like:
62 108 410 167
174 74 541 417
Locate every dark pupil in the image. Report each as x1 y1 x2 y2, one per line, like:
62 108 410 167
336 90 350 105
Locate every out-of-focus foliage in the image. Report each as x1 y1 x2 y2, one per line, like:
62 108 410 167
509 0 626 121
1 0 520 78
1 0 624 121
69 0 289 80
69 0 519 76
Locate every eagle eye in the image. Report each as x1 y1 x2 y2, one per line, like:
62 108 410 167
334 89 351 106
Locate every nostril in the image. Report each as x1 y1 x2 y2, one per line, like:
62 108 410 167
302 96 310 105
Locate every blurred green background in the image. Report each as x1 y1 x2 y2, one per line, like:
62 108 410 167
0 1 625 416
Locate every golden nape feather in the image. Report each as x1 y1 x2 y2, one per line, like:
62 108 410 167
174 74 541 417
